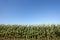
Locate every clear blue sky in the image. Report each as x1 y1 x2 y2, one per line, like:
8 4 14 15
0 0 60 24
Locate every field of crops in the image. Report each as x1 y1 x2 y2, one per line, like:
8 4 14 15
0 24 60 40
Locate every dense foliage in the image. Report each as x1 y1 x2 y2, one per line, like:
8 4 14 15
0 24 60 40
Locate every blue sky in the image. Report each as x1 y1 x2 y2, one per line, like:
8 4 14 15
0 0 60 24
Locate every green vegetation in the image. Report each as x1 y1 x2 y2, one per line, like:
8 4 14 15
0 24 60 40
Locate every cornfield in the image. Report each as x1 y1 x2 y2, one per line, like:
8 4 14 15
0 24 60 40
